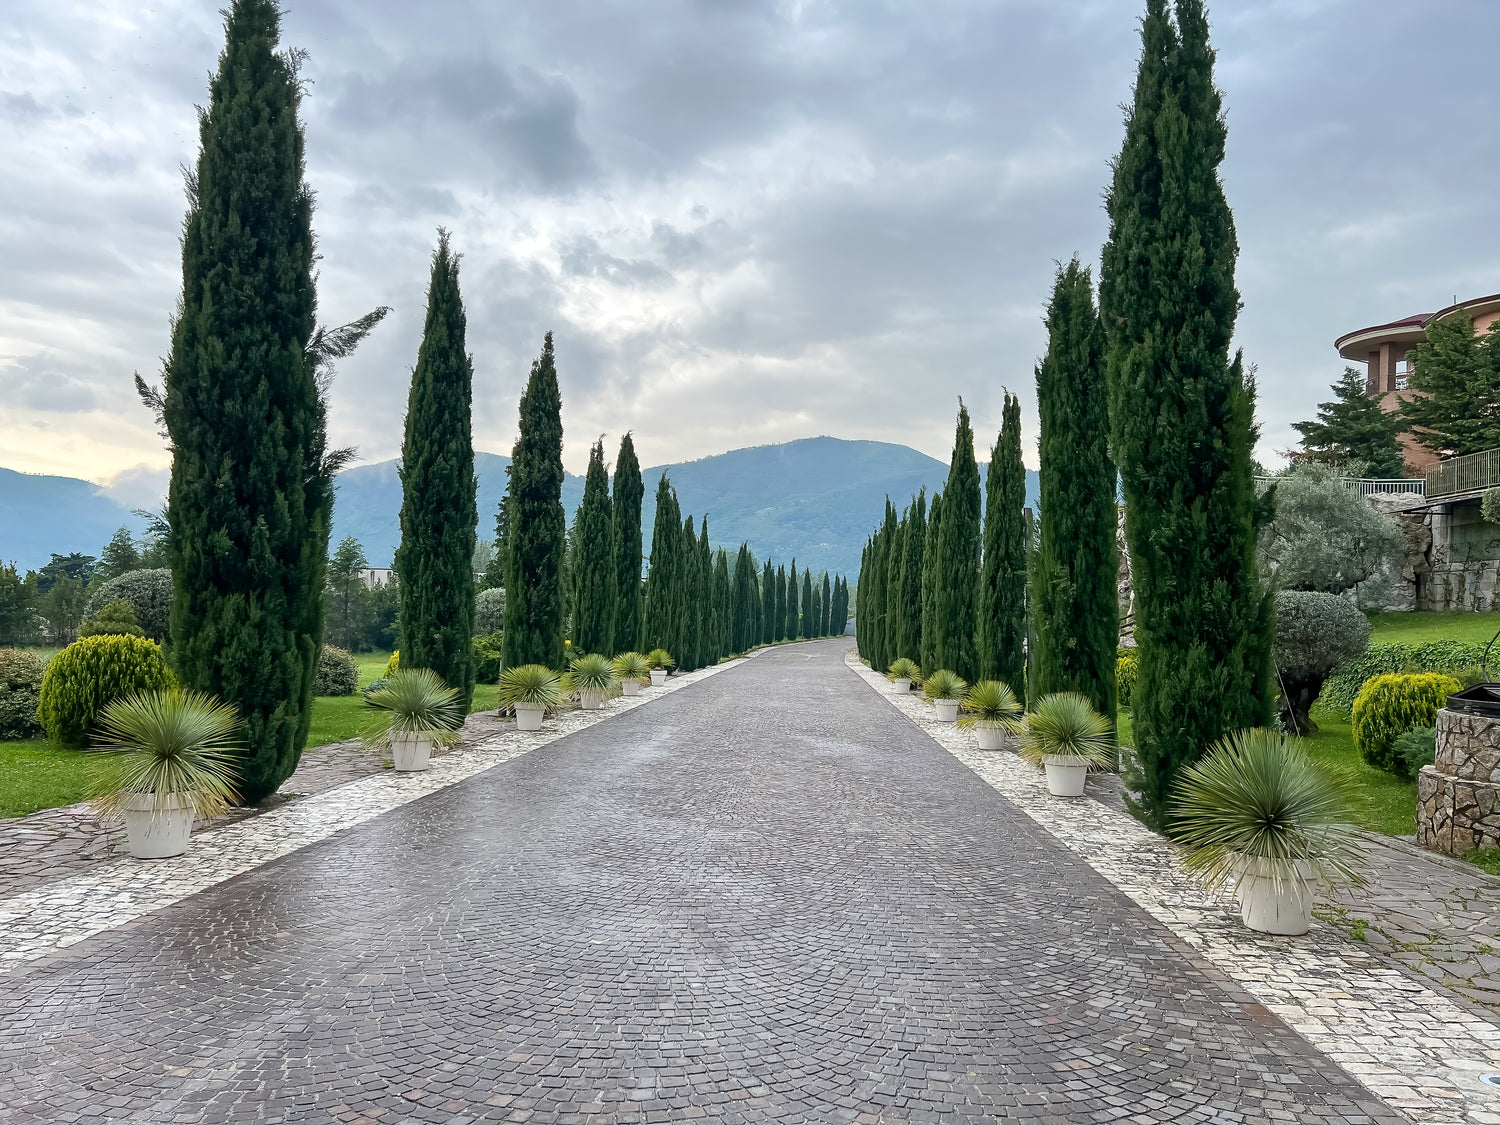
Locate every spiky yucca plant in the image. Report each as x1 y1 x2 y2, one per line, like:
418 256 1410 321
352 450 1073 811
1171 728 1364 893
957 680 1025 732
570 652 618 695
1019 692 1114 768
89 690 242 819
646 648 675 671
496 664 565 710
612 651 652 685
887 657 920 682
922 668 966 703
364 668 464 748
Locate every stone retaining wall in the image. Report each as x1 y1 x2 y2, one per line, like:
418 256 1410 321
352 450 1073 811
1418 707 1500 855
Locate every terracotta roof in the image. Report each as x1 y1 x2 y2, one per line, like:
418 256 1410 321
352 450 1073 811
1335 291 1500 352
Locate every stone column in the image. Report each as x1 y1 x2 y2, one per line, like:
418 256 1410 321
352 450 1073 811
1418 708 1500 855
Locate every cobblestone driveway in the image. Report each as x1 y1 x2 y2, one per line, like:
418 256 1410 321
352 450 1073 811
0 641 1404 1123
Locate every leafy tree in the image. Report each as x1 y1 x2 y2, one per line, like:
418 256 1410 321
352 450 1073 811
979 395 1028 691
1292 367 1406 477
97 528 143 584
38 553 96 595
1258 462 1404 595
760 559 775 645
366 577 400 652
1099 0 1273 830
0 563 40 646
1029 259 1118 721
325 536 370 651
611 433 644 655
919 493 943 674
39 571 85 644
1274 591 1371 734
644 475 682 656
504 333 567 671
934 405 982 682
573 439 616 655
1402 309 1500 459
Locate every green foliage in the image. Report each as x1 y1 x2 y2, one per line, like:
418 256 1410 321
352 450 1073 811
39 571 85 646
96 527 143 584
678 516 702 672
786 558 801 648
1273 591 1372 733
0 562 41 647
38 553 96 594
1258 462 1404 595
1170 727 1364 889
919 493 944 674
980 393 1029 692
1484 489 1500 525
89 690 242 819
574 439 617 655
613 651 651 685
569 652 618 696
504 333 567 672
644 475 684 658
887 657 920 682
760 559 775 646
733 546 759 654
472 632 504 684
1116 650 1138 710
922 668 966 703
933 406 982 683
383 651 401 677
774 564 788 644
611 434 645 655
37 635 177 749
0 649 47 740
363 668 464 746
820 572 832 637
646 648 675 671
80 569 173 643
1352 673 1460 776
1292 367 1407 477
1019 692 1115 768
1394 725 1437 774
475 588 507 637
314 645 359 696
495 664 565 710
1401 308 1500 458
800 568 813 640
324 536 370 651
79 599 145 639
714 550 733 659
1321 640 1485 715
957 680 1024 732
1099 0 1272 831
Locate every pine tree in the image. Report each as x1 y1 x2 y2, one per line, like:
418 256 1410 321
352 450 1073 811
934 405 982 682
1292 367 1406 476
611 433 644 655
573 439 616 655
1030 258 1118 721
774 566 787 643
97 528 142 584
977 395 1027 691
801 570 814 639
644 475 682 656
503 333 568 671
164 0 375 801
1100 0 1273 830
760 560 775 645
325 536 370 652
919 494 943 674
895 492 926 662
1401 310 1500 459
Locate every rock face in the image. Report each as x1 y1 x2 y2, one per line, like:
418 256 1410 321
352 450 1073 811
1418 708 1500 855
1355 493 1500 612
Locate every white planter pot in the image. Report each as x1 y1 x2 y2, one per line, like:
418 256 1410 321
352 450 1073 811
975 725 1008 751
579 689 605 711
515 702 546 731
119 792 194 859
622 679 641 697
1042 755 1089 797
891 678 912 694
650 669 667 687
1235 857 1314 936
933 699 960 723
391 733 433 772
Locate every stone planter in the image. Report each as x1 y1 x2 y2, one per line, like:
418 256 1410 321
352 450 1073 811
891 677 912 694
1042 755 1088 797
975 726 1008 751
622 679 641 697
650 670 667 687
391 733 433 773
933 699 960 723
119 792 194 859
1418 708 1500 856
515 702 546 732
1234 856 1314 936
578 689 606 711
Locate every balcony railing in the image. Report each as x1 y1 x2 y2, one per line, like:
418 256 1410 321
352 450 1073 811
1253 476 1426 498
1428 448 1500 500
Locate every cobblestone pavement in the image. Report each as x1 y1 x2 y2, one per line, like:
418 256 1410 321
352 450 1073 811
0 641 1407 1124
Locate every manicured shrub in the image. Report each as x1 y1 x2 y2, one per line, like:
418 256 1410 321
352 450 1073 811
1273 591 1371 734
0 649 47 740
1117 650 1138 710
384 651 400 678
78 598 145 639
1322 641 1484 716
314 645 359 696
473 632 504 684
475 588 507 637
1352 673 1460 777
81 569 173 643
36 635 177 748
1394 725 1437 775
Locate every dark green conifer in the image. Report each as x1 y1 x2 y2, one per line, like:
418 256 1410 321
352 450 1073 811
611 434 644 655
774 566 787 643
678 516 701 672
732 544 757 653
977 394 1027 691
785 560 799 644
895 492 926 662
760 560 775 645
713 549 732 658
821 572 832 637
934 406 982 682
1293 367 1406 476
644 475 682 656
696 519 715 664
801 569 814 640
572 439 615 655
919 495 943 674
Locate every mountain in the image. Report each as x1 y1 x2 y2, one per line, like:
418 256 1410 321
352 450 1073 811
0 467 147 572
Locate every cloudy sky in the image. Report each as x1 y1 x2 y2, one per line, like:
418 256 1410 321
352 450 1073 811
3 0 1498 506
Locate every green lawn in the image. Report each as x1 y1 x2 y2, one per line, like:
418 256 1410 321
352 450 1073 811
0 738 105 818
1367 611 1500 646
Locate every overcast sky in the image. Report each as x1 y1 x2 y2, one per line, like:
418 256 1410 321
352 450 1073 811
3 0 1498 506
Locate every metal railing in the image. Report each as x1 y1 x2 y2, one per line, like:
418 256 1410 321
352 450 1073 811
1428 448 1500 500
1253 476 1426 497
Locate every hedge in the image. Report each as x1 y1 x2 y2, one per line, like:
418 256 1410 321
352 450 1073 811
1320 640 1485 716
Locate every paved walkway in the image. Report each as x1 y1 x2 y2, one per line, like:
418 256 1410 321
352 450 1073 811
0 640 1408 1123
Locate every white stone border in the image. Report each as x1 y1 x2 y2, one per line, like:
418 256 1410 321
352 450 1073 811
845 648 1500 1125
0 653 757 972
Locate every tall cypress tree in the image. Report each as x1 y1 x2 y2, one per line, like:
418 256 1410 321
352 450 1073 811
573 439 615 655
396 232 478 707
760 560 775 644
919 494 943 674
696 519 714 664
855 551 868 658
164 0 381 802
821 572 832 637
644 475 681 656
713 549 732 659
1031 257 1118 722
883 514 905 653
934 406 982 682
1101 0 1272 830
866 507 896 671
808 578 821 640
611 433 644 655
503 333 567 671
977 395 1028 691
732 544 756 653
801 569 814 640
896 492 926 662
785 559 799 643
678 515 700 672
774 566 787 643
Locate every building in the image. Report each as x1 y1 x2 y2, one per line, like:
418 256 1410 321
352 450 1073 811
1335 291 1500 474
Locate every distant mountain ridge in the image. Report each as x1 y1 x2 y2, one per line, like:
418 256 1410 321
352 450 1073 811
1 437 1039 578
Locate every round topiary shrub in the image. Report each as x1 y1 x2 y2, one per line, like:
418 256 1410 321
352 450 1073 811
314 645 359 696
1117 649 1138 710
36 634 177 748
0 649 47 740
475 587 506 636
82 569 173 643
1273 591 1371 734
1352 672 1460 778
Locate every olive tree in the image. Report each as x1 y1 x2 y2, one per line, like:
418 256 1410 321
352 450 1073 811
1258 463 1404 595
1274 590 1371 733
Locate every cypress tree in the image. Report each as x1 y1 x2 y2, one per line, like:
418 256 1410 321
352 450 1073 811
977 394 1028 691
895 492 926 662
934 406 982 681
919 494 943 674
1100 0 1272 830
644 475 682 656
785 560 799 644
164 0 381 801
732 544 756 653
809 579 821 640
678 515 700 672
572 438 615 655
801 569 814 640
855 551 867 658
883 514 905 653
503 333 567 671
760 560 775 645
696 519 715 665
774 566 787 643
821 572 832 637
611 433 644 655
867 506 896 671
712 548 731 660
838 576 850 634
1031 257 1118 722
396 231 478 707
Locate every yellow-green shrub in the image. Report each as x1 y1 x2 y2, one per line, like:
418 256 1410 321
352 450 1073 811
36 634 177 748
1117 649 1138 710
1352 672 1459 777
384 651 400 677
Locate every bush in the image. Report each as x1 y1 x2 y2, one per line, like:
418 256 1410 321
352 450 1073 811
1273 591 1370 734
78 598 145 639
314 645 359 696
1394 725 1437 774
81 569 173 643
36 635 177 748
1117 649 1138 709
475 588 506 637
384 651 400 677
0 649 47 739
1321 640 1485 716
473 632 504 684
1352 673 1460 777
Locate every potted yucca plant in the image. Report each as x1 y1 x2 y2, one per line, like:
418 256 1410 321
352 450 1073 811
957 680 1025 750
1172 728 1364 936
1019 692 1114 797
497 664 565 731
922 669 966 722
89 690 241 859
646 649 675 687
887 657 919 694
570 652 618 710
364 668 464 772
613 652 651 697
